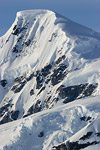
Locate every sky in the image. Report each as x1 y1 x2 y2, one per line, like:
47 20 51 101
0 0 100 36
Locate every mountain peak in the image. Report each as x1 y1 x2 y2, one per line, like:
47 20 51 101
16 9 54 18
0 9 100 150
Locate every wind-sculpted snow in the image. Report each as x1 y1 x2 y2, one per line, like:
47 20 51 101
54 116 100 150
0 9 100 149
0 104 98 150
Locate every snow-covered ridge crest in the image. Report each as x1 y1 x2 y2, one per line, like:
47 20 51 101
1 9 56 38
16 9 56 24
16 9 54 18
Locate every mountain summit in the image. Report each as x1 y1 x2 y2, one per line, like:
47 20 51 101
0 10 100 150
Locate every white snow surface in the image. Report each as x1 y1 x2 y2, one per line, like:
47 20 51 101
0 99 99 150
0 9 100 150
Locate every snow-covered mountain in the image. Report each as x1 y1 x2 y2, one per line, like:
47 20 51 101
0 9 100 150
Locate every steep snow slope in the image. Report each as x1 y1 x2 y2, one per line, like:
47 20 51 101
66 116 100 150
0 9 100 150
53 117 100 150
0 96 100 150
0 10 100 123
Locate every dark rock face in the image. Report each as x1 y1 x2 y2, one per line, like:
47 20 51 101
33 100 42 113
26 72 34 82
11 110 19 120
36 64 52 89
13 25 17 31
79 132 93 140
38 131 44 137
0 104 10 118
80 116 92 122
24 40 31 46
55 55 66 65
0 114 12 124
12 45 22 53
27 105 34 115
52 139 99 150
12 77 27 93
52 143 67 150
96 132 100 137
86 116 92 121
67 140 99 150
12 26 20 35
14 80 27 93
52 130 100 150
12 73 34 93
12 25 27 36
51 64 67 86
12 22 29 54
41 64 52 77
80 116 86 121
36 71 44 89
0 105 19 124
12 45 19 53
23 100 42 117
30 89 34 96
57 83 98 103
0 80 7 87
14 76 24 83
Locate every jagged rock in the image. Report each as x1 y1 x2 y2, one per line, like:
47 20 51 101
36 72 44 89
80 132 93 140
0 79 7 87
0 114 12 124
96 133 100 137
80 116 86 121
17 35 23 42
38 131 44 137
11 85 19 91
45 78 51 84
12 46 19 53
79 83 98 98
52 143 67 150
35 64 52 89
55 55 66 65
26 72 34 81
12 25 26 36
27 105 34 115
30 89 34 96
0 104 10 117
24 40 31 46
86 116 92 121
24 100 42 117
14 80 27 93
34 100 41 113
13 73 34 93
41 64 52 77
0 109 19 124
57 83 98 103
14 76 24 83
13 25 17 31
11 110 19 120
12 26 20 35
51 64 67 86
67 140 99 150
